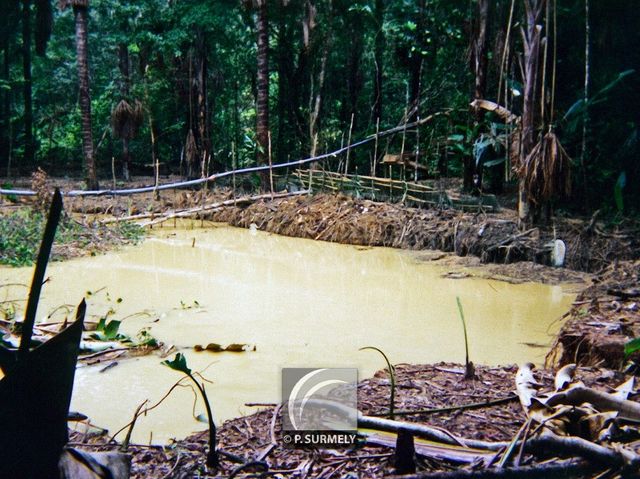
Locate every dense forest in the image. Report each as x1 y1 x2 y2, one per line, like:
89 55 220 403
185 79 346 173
0 0 638 218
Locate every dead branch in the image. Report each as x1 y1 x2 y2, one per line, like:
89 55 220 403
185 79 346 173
387 458 592 478
100 190 309 226
469 99 519 124
357 414 501 450
374 395 517 417
544 385 640 420
363 431 494 465
526 430 639 467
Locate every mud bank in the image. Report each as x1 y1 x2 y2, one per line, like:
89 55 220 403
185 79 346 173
73 363 635 478
549 259 640 370
208 193 639 273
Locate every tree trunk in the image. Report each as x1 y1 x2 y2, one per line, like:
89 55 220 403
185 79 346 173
308 1 332 158
256 0 269 189
407 0 426 123
473 0 489 114
344 12 363 134
408 58 422 123
121 137 129 181
519 0 546 226
275 2 301 162
309 39 329 158
1 35 11 169
372 0 384 125
580 0 590 208
117 43 130 181
22 0 34 165
275 12 290 161
195 32 209 178
292 0 315 153
465 0 490 193
74 4 98 190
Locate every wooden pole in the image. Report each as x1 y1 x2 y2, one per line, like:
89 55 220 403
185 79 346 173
345 113 354 175
268 130 274 197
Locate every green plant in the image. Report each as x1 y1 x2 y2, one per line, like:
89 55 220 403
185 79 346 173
179 300 201 310
0 210 144 267
162 353 218 468
562 70 635 128
90 317 125 342
1 184 17 203
624 338 640 359
133 328 158 348
614 171 626 214
456 297 475 380
360 346 396 419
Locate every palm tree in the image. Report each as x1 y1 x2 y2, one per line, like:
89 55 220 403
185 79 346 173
59 0 98 190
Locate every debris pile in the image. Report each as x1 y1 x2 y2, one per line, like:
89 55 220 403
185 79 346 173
549 260 640 369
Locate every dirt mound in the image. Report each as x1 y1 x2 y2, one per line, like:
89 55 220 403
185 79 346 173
209 192 638 273
548 260 640 369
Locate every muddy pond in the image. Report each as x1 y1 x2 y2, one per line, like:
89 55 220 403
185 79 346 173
0 224 577 444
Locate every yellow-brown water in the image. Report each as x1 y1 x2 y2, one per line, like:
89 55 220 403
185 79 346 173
0 225 575 444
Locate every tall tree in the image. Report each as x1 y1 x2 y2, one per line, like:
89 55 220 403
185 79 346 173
307 0 332 157
255 0 269 188
466 0 490 192
22 0 34 165
274 0 303 161
19 0 52 167
342 4 364 134
117 43 131 180
371 0 385 124
194 30 210 178
60 0 98 190
1 1 20 171
111 42 142 181
518 0 546 225
408 0 426 122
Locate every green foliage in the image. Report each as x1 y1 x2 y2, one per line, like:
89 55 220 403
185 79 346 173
614 172 626 214
162 352 218 467
360 346 396 419
179 299 201 310
113 221 145 244
0 210 56 267
134 328 158 348
455 296 473 379
1 184 18 203
162 352 191 375
624 338 640 359
0 209 144 267
562 70 635 130
0 0 636 213
91 317 124 341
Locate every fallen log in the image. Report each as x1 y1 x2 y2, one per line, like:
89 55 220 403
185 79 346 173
101 190 310 226
358 414 639 467
301 398 640 468
363 431 494 465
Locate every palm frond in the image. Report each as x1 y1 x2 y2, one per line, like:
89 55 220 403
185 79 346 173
517 131 571 205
